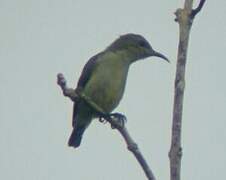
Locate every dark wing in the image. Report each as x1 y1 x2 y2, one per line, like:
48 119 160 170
77 52 103 88
72 52 103 127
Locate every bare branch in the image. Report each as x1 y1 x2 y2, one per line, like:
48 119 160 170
57 73 156 180
169 1 206 180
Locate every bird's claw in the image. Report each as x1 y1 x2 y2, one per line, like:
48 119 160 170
109 113 127 129
98 112 127 129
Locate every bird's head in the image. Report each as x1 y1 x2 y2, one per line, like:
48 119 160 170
107 33 169 63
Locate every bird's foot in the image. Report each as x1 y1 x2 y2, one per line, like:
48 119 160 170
98 112 127 129
109 113 127 129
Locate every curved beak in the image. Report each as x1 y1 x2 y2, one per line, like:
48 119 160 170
152 50 170 63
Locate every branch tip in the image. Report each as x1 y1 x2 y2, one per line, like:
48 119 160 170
57 73 66 88
191 0 206 18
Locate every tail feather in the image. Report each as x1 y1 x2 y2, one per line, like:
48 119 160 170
69 100 93 148
68 127 86 148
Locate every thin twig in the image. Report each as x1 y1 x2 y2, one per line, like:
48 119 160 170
169 1 206 180
57 73 156 180
191 0 206 18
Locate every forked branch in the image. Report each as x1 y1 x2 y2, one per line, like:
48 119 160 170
169 1 206 180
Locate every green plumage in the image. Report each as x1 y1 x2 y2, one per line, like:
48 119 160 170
68 33 168 148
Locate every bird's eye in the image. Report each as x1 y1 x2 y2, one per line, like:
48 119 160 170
139 41 148 48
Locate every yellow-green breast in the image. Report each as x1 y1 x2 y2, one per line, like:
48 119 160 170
83 51 130 113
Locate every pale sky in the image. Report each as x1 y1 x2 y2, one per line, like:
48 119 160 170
1 0 226 180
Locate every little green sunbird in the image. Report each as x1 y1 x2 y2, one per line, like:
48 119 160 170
68 33 168 148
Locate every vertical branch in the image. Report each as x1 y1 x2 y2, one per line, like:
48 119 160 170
169 1 206 180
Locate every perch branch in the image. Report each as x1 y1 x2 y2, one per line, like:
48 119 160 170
169 1 206 180
57 73 156 180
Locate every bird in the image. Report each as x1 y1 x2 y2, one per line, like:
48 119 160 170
68 33 169 148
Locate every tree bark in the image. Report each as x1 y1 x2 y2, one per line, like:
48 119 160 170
169 1 206 180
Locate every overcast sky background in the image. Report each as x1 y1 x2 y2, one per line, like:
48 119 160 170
1 0 226 180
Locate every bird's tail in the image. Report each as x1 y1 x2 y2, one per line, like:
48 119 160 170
68 126 86 148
